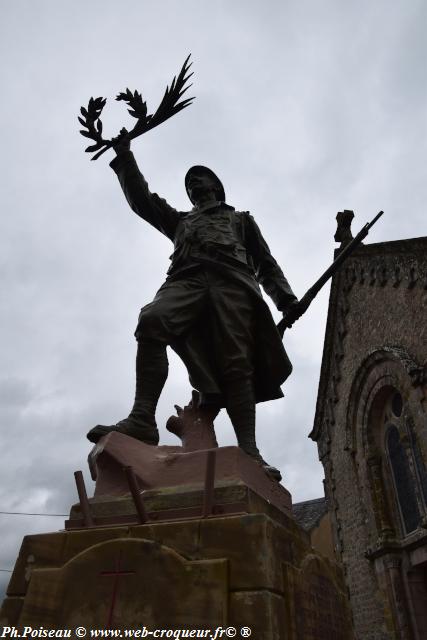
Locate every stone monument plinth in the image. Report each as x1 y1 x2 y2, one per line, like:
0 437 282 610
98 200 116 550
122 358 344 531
1 433 353 638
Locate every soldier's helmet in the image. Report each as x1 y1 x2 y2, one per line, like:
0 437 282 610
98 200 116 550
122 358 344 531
185 166 225 204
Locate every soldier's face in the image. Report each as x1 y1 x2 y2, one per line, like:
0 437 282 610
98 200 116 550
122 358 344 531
188 174 218 203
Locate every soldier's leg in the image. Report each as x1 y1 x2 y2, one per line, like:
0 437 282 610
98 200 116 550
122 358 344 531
87 273 207 445
130 339 167 431
225 377 259 459
87 338 167 445
209 273 282 481
226 379 281 481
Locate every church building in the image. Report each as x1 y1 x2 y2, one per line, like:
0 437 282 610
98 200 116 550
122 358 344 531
312 210 427 639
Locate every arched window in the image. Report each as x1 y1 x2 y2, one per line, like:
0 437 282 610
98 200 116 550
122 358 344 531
346 350 427 542
383 391 426 537
386 424 420 534
408 420 427 505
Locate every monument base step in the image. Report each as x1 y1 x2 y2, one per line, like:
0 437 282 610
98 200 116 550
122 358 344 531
66 480 293 529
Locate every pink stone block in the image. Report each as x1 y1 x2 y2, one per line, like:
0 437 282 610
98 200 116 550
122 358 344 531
88 432 292 515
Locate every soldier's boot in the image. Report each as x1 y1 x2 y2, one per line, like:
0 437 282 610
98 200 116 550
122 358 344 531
87 339 168 445
226 378 282 482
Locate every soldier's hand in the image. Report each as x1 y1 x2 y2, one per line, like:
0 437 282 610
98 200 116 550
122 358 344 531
282 299 304 329
112 128 131 155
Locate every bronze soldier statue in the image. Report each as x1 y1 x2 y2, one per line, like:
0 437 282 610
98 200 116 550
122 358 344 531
87 131 303 481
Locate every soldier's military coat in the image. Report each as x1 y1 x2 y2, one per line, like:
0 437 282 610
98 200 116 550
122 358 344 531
110 151 297 406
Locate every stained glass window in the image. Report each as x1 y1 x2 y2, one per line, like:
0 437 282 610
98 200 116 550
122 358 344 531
391 392 403 418
386 424 420 534
408 421 427 506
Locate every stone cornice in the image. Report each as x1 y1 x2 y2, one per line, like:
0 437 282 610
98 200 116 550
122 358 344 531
351 236 427 258
365 527 427 561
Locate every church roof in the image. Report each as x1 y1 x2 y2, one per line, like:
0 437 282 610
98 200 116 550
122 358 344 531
293 497 327 531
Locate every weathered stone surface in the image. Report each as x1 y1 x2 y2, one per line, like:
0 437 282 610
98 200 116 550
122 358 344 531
0 596 24 626
62 527 131 564
19 538 228 629
312 234 427 639
166 392 219 451
229 590 287 640
88 434 292 514
69 481 293 530
130 520 201 561
199 514 309 591
284 554 353 639
1 486 353 637
129 513 300 592
201 514 282 590
6 532 67 596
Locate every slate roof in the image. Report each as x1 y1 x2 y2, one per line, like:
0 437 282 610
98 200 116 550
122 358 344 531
292 497 327 531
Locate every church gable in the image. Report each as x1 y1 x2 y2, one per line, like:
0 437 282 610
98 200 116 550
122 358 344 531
312 234 427 447
312 216 427 640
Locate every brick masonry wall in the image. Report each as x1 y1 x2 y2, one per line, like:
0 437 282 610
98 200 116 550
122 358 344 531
312 236 427 640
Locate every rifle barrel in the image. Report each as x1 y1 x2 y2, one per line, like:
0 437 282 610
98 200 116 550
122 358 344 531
278 210 384 336
308 210 384 298
367 210 384 230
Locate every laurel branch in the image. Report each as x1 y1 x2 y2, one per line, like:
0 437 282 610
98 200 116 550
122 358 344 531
78 55 194 161
78 97 109 159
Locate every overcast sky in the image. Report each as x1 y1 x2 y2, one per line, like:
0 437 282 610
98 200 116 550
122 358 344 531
1 0 426 598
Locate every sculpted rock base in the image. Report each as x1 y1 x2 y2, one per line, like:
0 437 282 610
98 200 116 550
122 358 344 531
86 432 291 518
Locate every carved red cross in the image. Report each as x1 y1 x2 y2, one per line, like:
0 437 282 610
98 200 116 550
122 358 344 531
100 549 135 628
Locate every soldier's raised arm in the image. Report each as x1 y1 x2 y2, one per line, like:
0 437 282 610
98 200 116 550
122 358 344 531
109 130 179 241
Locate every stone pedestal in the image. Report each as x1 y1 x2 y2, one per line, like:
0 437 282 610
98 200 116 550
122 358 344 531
86 432 292 516
1 437 354 638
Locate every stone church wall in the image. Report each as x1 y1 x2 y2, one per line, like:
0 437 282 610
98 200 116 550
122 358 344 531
312 235 427 640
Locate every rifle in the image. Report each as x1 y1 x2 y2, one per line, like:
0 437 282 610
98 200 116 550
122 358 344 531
277 211 384 337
